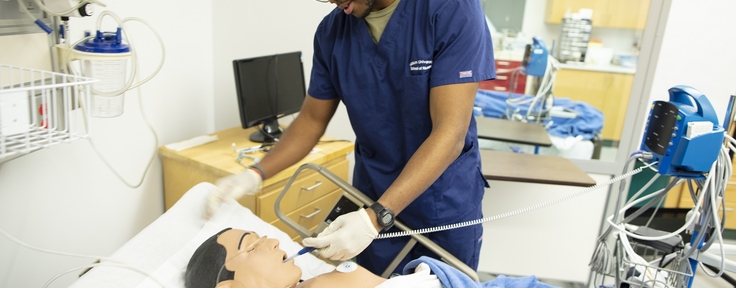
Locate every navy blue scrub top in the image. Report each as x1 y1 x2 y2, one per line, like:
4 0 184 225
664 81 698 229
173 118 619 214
308 0 495 229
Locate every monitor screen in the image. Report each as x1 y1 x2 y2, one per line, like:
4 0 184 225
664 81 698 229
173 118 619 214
233 51 306 142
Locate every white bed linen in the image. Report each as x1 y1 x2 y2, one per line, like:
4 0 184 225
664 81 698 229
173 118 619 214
70 182 334 288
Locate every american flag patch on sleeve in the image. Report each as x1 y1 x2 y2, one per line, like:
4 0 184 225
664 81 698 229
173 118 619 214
459 70 473 78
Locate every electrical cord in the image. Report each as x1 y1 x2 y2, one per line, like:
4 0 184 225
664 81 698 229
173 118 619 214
64 11 166 98
594 129 735 284
0 226 167 288
31 0 105 16
504 55 559 124
693 146 729 277
607 177 707 242
80 73 159 189
525 56 558 124
596 152 653 244
590 153 655 278
621 178 679 224
608 142 732 281
643 183 671 228
376 161 653 239
67 11 164 189
681 146 729 266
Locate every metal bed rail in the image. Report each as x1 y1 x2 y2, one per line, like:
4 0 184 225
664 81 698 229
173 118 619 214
274 163 480 281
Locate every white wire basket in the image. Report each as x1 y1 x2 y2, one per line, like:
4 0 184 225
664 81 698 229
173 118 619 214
594 236 693 288
0 64 97 162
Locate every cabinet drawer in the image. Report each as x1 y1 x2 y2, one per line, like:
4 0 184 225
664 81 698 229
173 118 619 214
679 185 736 211
259 159 348 222
724 203 736 230
479 74 526 94
269 189 343 239
270 219 319 240
725 184 736 203
678 188 695 209
495 60 521 69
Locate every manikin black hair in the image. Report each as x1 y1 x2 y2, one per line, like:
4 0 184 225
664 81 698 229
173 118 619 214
185 228 235 288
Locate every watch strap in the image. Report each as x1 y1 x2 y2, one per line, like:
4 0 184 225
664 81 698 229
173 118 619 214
369 202 394 231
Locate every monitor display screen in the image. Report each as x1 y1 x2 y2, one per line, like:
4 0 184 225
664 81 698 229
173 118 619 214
233 51 306 142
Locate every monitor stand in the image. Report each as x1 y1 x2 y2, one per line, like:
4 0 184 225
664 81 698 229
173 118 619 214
249 118 282 143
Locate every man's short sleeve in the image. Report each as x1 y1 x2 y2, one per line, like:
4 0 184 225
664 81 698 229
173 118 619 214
308 21 339 100
429 0 496 88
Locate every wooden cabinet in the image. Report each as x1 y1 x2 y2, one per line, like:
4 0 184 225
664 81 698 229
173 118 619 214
479 59 527 94
552 69 634 142
674 151 736 230
545 0 651 30
159 126 354 239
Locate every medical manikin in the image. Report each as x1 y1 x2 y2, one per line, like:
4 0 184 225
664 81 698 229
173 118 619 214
185 228 440 288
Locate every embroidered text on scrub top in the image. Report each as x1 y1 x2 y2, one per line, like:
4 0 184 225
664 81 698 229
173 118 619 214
409 60 433 71
364 0 401 43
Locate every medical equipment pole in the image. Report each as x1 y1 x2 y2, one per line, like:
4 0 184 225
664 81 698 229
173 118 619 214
686 95 736 287
722 95 736 133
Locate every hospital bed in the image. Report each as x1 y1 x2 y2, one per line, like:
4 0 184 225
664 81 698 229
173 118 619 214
70 163 477 287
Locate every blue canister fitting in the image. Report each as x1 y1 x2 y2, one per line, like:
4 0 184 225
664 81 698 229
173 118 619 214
35 19 53 34
74 27 130 54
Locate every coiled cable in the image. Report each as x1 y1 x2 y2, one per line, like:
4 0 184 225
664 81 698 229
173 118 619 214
376 162 651 239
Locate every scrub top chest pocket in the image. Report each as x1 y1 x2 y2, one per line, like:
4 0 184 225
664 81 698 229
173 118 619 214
401 73 431 133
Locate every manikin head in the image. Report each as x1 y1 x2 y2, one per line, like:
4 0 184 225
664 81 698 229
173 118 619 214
186 228 302 288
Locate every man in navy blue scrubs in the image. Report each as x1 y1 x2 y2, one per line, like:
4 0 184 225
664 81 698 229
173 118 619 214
212 0 495 275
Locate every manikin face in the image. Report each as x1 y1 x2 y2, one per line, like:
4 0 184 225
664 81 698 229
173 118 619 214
216 229 302 287
330 0 376 19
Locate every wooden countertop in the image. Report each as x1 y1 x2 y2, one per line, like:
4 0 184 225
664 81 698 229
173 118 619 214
480 149 596 187
476 117 553 147
158 126 354 188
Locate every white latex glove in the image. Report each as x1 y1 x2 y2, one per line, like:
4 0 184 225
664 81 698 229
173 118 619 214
301 208 378 261
206 168 262 218
375 263 442 288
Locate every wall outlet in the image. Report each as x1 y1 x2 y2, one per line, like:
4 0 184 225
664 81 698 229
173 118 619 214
19 0 38 12
33 90 67 131
0 0 51 36
0 91 31 136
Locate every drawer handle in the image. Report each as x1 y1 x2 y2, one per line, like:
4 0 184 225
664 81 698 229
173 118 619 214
493 87 507 91
725 207 735 212
302 181 323 191
497 61 511 66
496 75 508 80
301 208 322 219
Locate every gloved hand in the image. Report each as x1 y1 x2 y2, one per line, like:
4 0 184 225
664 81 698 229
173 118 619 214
205 168 262 218
301 208 378 261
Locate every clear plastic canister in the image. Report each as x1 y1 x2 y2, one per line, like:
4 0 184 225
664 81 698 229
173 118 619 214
74 29 131 118
83 58 127 117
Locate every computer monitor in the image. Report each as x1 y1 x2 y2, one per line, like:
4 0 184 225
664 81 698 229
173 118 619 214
233 51 306 143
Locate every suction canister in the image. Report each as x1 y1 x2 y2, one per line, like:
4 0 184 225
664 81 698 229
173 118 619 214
73 28 131 118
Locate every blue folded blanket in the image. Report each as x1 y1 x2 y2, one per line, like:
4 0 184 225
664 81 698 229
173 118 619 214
403 256 559 288
474 89 603 140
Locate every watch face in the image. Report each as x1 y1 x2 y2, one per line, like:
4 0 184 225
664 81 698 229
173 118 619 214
380 213 393 225
371 202 394 229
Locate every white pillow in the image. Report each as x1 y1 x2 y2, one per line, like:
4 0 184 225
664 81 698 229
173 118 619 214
71 182 334 288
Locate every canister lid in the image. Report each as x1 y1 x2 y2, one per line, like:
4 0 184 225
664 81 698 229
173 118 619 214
74 28 130 53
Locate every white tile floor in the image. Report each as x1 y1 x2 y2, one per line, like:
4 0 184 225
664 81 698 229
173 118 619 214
477 238 736 287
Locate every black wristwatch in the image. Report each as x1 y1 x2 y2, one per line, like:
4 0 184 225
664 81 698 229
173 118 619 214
369 202 395 231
